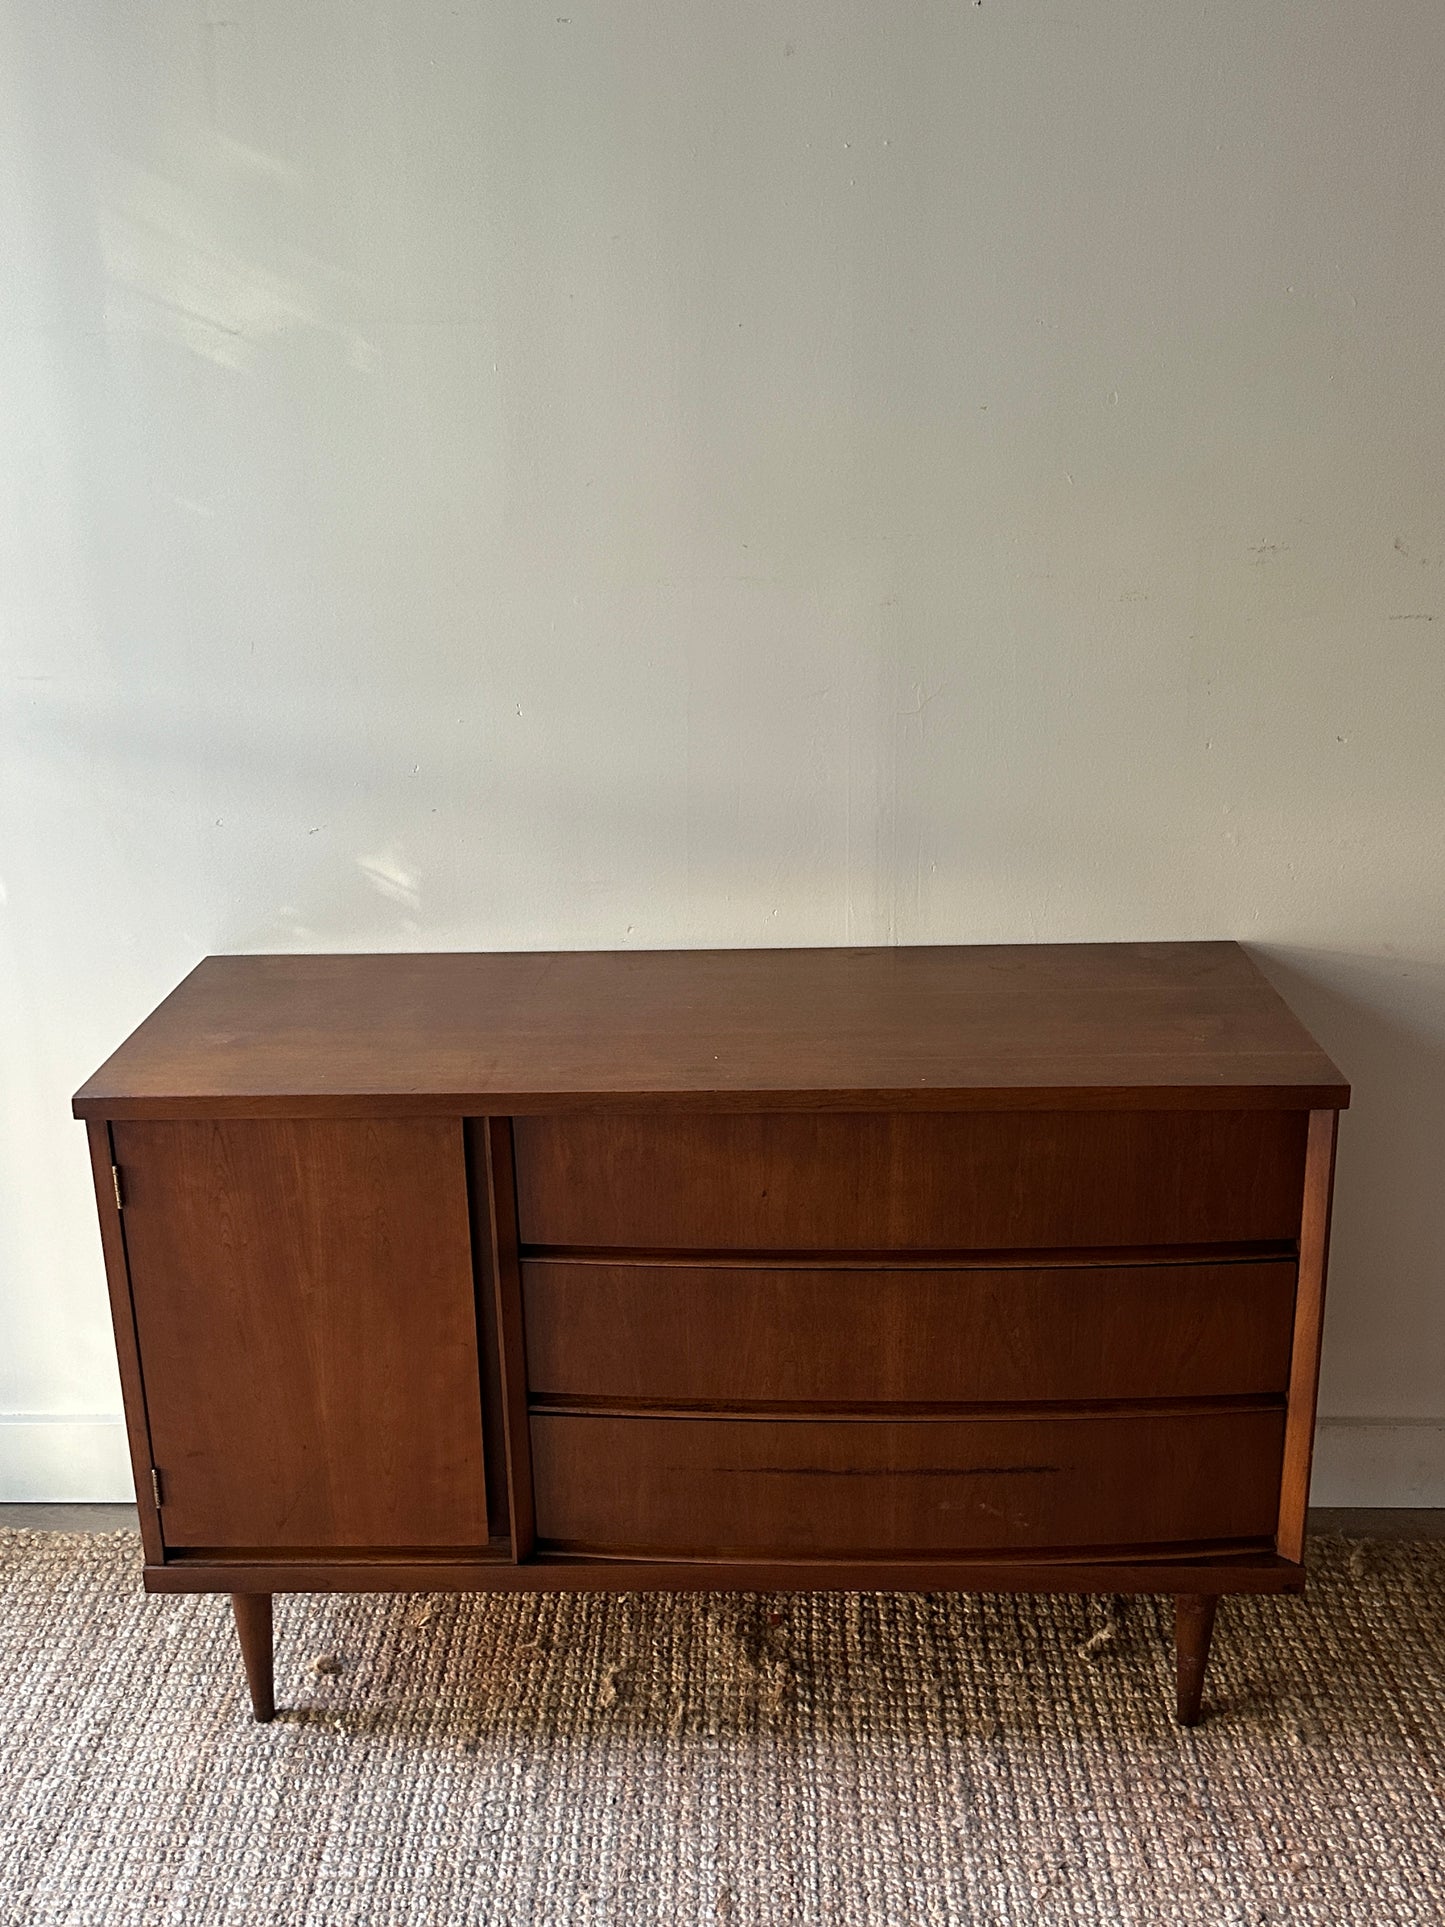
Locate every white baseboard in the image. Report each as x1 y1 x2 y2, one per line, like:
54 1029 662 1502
2 1413 1443 1509
1310 1418 1445 1509
0 1416 133 1502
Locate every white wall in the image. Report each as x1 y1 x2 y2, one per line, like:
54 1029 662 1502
2 0 1443 1503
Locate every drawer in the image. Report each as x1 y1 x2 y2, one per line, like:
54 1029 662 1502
512 1111 1308 1251
530 1411 1286 1557
522 1257 1297 1406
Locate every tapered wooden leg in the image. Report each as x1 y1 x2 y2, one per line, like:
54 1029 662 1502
1173 1593 1218 1726
231 1592 275 1722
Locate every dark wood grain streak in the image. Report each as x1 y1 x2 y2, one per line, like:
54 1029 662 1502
1277 1109 1340 1561
73 943 1350 1120
529 1411 1287 1559
522 1258 1298 1407
513 1111 1309 1251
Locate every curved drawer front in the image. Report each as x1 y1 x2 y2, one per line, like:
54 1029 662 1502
530 1411 1287 1559
523 1257 1297 1407
512 1111 1308 1251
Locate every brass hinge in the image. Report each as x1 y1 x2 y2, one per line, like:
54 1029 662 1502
150 1468 164 1509
111 1165 124 1210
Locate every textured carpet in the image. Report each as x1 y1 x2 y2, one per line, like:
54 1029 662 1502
2 1533 1443 1925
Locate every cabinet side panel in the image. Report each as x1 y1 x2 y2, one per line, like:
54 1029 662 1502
113 1117 489 1550
84 1120 164 1564
1277 1109 1340 1561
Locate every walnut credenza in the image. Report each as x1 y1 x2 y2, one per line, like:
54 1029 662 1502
73 941 1348 1726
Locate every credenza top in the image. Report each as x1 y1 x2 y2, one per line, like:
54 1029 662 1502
73 941 1348 1119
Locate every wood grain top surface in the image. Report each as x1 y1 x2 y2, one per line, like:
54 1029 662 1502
72 941 1348 1118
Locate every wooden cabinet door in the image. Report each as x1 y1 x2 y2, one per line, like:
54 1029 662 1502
113 1118 489 1551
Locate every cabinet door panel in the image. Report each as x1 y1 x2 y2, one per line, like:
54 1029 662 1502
114 1118 488 1550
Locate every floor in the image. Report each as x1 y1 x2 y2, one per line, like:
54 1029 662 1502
4 1523 1444 1925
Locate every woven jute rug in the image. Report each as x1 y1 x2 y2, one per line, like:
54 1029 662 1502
2 1531 1443 1925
